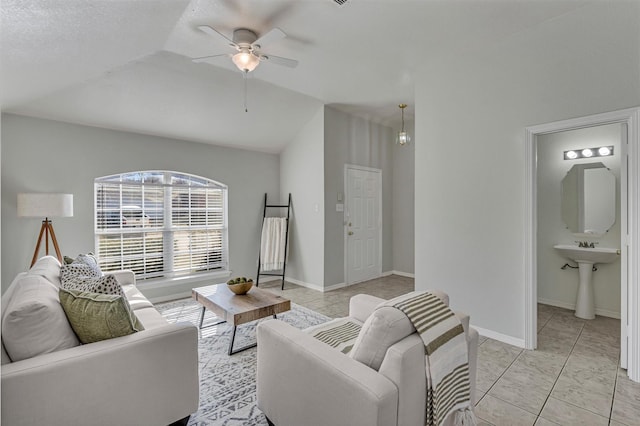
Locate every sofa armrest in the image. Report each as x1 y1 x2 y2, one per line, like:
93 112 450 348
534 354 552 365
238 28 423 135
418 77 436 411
2 323 199 426
467 327 479 404
111 270 135 286
455 311 470 333
257 319 398 426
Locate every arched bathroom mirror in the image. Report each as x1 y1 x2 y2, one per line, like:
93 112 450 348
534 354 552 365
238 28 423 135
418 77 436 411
561 161 616 234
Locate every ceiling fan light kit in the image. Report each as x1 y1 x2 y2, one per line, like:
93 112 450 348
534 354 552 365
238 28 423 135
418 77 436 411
195 25 297 74
232 49 260 73
195 25 299 112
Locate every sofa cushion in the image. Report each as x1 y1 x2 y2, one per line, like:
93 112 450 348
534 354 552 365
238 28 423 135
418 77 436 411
72 253 102 276
1 341 11 365
349 305 416 371
60 264 125 299
28 255 62 286
133 306 169 330
61 262 101 279
1 272 28 316
59 288 144 344
1 274 80 362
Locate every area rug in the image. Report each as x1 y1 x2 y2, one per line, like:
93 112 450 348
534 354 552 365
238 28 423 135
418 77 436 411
156 298 331 426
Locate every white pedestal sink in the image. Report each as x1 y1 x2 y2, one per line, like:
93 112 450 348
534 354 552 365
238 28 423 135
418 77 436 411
553 244 620 319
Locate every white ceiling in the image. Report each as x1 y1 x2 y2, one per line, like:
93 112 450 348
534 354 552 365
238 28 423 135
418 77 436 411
1 0 589 153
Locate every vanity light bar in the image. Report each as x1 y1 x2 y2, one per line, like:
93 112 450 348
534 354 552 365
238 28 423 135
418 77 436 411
563 146 614 160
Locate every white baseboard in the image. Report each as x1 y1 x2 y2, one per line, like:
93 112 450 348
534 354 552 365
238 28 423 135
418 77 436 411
161 270 416 298
325 271 415 292
390 270 415 278
147 270 418 302
284 276 324 292
324 281 349 292
537 298 621 319
472 325 526 349
256 276 280 284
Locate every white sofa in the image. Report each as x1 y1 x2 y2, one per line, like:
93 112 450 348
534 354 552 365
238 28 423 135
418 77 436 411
1 257 199 426
256 291 478 426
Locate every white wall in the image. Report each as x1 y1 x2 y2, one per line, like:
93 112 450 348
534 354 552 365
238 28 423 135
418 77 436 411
537 124 621 317
415 2 640 341
323 106 395 287
280 106 325 289
392 119 415 275
1 114 280 298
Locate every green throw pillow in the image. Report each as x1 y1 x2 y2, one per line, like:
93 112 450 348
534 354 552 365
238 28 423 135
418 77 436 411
59 288 144 344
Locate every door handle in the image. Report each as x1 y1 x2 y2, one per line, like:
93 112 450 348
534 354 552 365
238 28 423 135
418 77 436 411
348 231 354 236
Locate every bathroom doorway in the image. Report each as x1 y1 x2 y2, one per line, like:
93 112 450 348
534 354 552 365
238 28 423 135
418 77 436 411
536 124 622 321
525 108 640 382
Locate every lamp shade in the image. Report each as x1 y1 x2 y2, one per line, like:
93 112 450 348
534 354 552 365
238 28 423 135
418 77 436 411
17 193 73 218
232 50 260 72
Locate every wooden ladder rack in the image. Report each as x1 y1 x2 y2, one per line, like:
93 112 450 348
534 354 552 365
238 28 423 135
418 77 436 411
256 193 291 290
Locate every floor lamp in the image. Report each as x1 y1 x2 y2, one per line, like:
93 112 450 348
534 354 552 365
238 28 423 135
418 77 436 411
18 193 74 267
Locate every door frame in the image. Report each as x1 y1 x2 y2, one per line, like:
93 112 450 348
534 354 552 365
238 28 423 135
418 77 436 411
524 107 640 381
344 164 383 286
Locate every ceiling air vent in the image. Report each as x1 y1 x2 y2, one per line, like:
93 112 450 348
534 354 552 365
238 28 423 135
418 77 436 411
333 0 348 5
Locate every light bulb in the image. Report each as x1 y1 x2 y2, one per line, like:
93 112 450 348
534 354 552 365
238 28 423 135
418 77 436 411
598 146 611 156
566 150 578 159
397 131 410 145
232 50 260 72
582 148 593 158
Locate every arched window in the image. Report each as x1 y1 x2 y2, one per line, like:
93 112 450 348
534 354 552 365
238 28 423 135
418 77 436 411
95 171 228 280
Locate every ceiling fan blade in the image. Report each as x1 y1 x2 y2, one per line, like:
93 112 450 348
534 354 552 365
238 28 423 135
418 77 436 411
264 1 298 27
259 54 298 68
253 28 286 49
192 53 231 63
197 25 237 47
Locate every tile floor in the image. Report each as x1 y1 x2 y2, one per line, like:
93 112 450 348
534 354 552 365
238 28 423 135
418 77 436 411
258 275 640 426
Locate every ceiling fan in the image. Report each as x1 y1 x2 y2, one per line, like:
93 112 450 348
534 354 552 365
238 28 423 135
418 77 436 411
193 25 298 73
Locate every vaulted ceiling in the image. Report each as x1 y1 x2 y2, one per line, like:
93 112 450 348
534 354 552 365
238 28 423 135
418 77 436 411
1 0 589 152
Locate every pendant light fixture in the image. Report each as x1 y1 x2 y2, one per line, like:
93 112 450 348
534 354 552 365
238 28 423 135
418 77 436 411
396 103 411 146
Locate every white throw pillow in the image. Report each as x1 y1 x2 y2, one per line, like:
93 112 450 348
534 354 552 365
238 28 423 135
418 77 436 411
60 265 125 299
28 255 62 286
349 290 450 371
2 274 80 362
349 306 415 371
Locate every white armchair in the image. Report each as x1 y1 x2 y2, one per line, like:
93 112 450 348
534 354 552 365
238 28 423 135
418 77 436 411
256 291 478 426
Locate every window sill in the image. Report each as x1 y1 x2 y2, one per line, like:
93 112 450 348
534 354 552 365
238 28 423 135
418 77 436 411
136 270 232 291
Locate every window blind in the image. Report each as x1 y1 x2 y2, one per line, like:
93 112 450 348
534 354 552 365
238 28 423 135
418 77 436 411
95 171 228 280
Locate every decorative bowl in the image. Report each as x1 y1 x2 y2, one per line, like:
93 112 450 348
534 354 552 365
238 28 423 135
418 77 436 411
227 281 253 295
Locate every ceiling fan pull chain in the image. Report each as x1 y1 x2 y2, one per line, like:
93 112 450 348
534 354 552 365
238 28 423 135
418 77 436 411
243 71 248 113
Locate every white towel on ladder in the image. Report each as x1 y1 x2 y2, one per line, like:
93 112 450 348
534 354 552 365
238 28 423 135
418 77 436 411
261 217 287 271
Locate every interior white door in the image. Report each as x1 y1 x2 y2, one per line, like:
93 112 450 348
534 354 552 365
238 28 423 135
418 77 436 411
345 166 381 285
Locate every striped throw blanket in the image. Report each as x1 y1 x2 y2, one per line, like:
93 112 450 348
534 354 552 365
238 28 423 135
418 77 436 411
383 292 476 426
309 318 362 355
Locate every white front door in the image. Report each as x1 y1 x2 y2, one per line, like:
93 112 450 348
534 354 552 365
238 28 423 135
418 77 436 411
345 166 382 285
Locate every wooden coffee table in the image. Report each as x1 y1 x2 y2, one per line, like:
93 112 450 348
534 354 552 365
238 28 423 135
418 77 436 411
192 283 291 355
